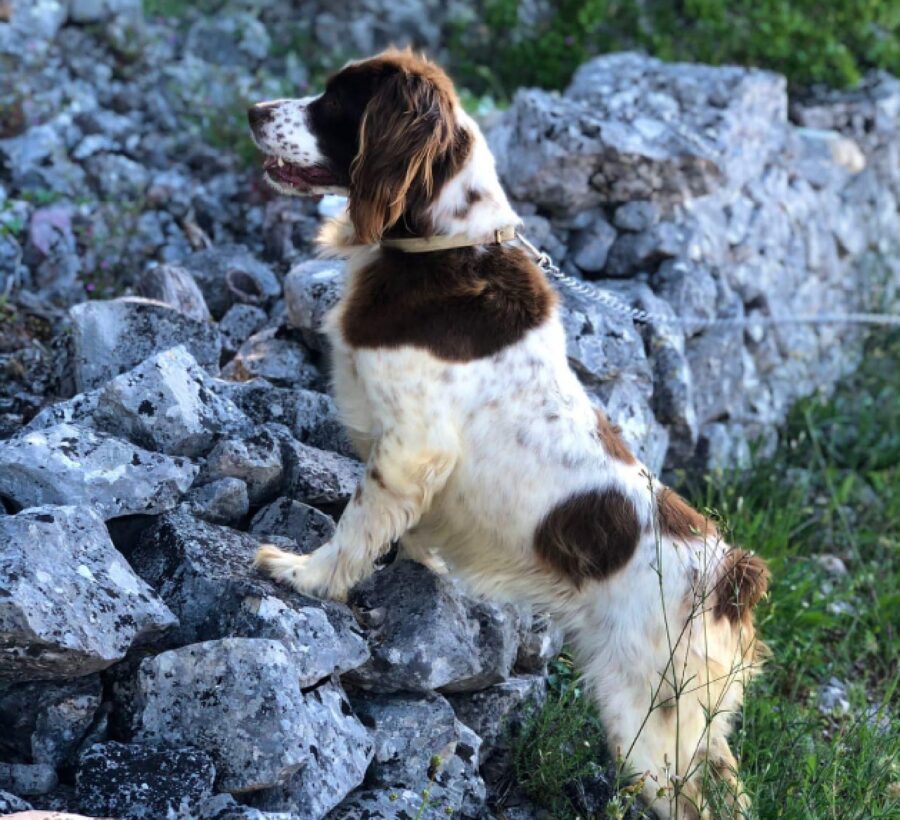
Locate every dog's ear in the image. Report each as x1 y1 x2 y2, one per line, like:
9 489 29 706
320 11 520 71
349 68 456 243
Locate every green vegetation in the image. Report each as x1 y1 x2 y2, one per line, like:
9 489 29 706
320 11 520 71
512 329 900 818
452 0 900 96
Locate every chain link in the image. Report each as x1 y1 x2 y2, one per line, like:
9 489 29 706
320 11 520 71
514 231 900 330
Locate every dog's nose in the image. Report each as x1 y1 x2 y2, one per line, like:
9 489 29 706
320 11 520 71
248 104 275 129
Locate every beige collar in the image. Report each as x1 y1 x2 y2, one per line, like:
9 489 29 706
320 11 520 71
379 225 518 253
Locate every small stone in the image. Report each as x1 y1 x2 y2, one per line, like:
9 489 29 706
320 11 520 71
0 423 197 519
0 790 33 813
515 610 564 673
0 676 102 767
249 497 335 552
221 327 319 389
0 505 176 681
219 303 269 356
135 264 211 322
180 244 281 320
814 554 849 576
817 677 851 716
0 762 57 796
184 477 250 526
200 429 284 506
283 259 345 351
76 741 216 819
613 200 661 232
570 218 617 274
282 439 364 506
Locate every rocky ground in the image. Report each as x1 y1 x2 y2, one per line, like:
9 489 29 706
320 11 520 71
1 1 899 819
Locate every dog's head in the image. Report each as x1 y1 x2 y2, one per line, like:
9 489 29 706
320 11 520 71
248 48 471 243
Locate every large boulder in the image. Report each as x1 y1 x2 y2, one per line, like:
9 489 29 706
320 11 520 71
347 560 520 693
248 682 373 817
347 690 486 818
69 298 221 392
127 509 369 682
0 506 176 681
75 741 216 819
0 423 197 519
135 639 327 793
91 346 249 457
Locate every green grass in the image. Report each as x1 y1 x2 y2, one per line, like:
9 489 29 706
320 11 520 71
512 330 900 819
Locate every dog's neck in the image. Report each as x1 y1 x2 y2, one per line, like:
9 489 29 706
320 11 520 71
425 110 520 239
317 111 519 258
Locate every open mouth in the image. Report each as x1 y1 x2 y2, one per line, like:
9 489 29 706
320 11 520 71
262 156 343 193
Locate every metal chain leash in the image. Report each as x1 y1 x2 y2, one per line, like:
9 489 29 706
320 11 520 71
514 231 900 330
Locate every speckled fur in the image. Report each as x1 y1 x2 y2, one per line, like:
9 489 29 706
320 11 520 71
252 50 766 819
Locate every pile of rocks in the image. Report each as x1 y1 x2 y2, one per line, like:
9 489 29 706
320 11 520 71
0 326 558 817
2 2 899 817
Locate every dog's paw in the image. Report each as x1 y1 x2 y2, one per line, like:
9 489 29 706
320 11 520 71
253 543 348 602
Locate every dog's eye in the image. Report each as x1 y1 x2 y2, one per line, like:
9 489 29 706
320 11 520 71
323 96 341 112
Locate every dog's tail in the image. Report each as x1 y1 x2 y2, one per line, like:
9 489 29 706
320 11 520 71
712 547 771 626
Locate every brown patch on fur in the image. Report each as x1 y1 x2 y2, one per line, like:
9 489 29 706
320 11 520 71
340 244 556 361
369 467 387 489
534 488 641 588
348 49 472 243
657 487 717 543
595 409 636 465
713 548 771 624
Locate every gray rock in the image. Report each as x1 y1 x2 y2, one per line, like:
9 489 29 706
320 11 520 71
327 788 425 819
221 327 319 389
219 303 269 356
184 477 250 526
84 153 150 199
0 790 33 813
283 259 345 350
128 509 369 681
0 762 57 796
558 287 652 391
199 793 292 819
212 379 356 458
185 13 270 68
135 264 212 322
347 691 486 817
448 676 547 763
570 217 617 274
613 201 661 232
349 691 459 788
93 346 249 458
282 439 364 506
248 682 373 818
817 677 851 716
604 222 684 278
515 610 564 674
135 639 313 793
76 741 216 819
685 324 746 425
180 244 281 320
68 0 141 24
348 560 519 694
0 423 197 519
200 428 284 506
0 676 102 767
249 497 335 552
0 505 176 681
69 297 221 392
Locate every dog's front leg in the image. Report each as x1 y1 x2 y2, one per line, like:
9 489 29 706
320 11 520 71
255 429 457 602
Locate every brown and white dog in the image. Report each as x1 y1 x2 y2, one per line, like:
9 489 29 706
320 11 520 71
248 49 769 818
